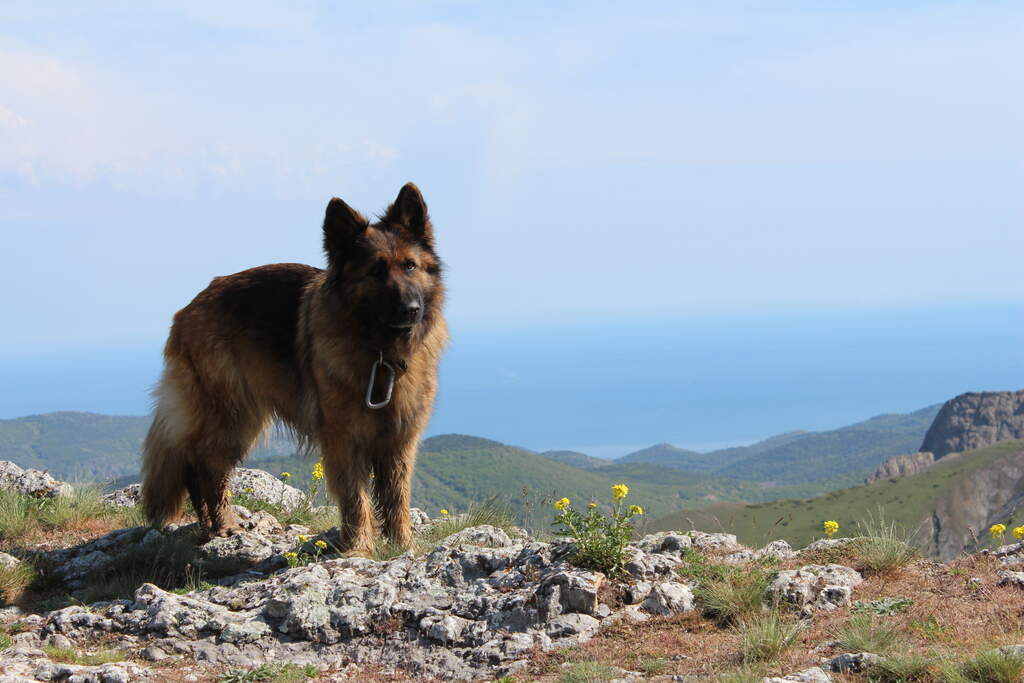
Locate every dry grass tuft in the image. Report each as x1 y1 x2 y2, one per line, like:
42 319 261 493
0 560 35 605
738 612 805 664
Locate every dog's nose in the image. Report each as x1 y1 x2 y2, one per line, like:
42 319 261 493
405 302 422 319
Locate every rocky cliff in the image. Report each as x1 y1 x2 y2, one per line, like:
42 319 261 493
921 390 1024 459
922 446 1024 561
864 451 936 484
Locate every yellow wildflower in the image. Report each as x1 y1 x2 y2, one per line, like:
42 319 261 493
1015 526 1024 540
225 490 233 498
298 534 310 543
284 552 298 559
588 503 597 509
553 497 570 510
629 504 644 515
314 540 328 550
991 523 1007 539
440 508 449 515
612 484 629 501
280 472 291 479
312 461 324 480
823 520 840 537
245 488 254 494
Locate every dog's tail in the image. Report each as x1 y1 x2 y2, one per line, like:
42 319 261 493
141 363 194 528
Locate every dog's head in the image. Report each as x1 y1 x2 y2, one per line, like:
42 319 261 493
321 183 443 335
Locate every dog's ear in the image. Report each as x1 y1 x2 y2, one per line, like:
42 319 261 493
323 197 368 266
384 182 433 248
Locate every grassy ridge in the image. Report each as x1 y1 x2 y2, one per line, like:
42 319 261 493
613 404 941 485
254 442 852 527
651 440 1024 549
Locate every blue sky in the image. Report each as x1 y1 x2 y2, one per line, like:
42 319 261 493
1 2 1022 454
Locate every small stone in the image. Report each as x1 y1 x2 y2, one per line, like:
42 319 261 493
764 666 832 682
689 531 741 552
140 646 168 661
825 652 882 673
641 582 695 616
545 613 600 639
997 571 1024 588
45 634 73 650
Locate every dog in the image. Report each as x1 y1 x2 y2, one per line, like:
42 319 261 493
140 183 448 553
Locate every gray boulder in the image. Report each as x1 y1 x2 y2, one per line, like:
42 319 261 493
0 461 72 498
767 564 862 613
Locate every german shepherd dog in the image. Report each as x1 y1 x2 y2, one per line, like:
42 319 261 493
140 183 447 554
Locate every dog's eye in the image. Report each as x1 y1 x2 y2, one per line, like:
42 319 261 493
403 260 417 272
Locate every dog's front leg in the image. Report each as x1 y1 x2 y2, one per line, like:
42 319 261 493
373 441 416 549
321 436 376 556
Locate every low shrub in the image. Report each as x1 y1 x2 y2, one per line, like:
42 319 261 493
551 484 643 575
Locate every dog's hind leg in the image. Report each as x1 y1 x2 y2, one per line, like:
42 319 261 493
193 416 265 538
184 463 210 532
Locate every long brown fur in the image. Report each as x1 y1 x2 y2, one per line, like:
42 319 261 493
140 183 448 553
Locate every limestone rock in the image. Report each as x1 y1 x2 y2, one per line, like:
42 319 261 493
689 531 741 552
764 667 832 682
767 565 862 613
825 652 882 673
866 452 935 484
102 467 308 512
227 469 307 511
0 461 72 498
101 484 141 508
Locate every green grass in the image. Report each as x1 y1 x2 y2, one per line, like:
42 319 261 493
0 488 35 541
652 440 1024 550
635 655 670 675
956 649 1024 683
715 663 769 682
42 645 128 665
832 612 899 654
850 509 920 572
76 532 204 603
686 552 775 625
852 596 913 615
229 493 335 532
0 486 145 549
738 612 805 663
556 661 620 683
218 663 318 683
415 499 517 550
0 633 10 650
866 653 943 682
0 559 36 605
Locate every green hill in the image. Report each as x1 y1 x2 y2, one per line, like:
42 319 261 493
615 404 941 484
615 443 710 469
0 412 300 482
254 438 859 529
0 412 151 481
651 440 1024 556
538 450 610 470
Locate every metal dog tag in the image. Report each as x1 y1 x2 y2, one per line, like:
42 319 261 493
366 354 396 409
